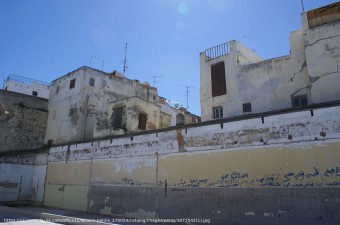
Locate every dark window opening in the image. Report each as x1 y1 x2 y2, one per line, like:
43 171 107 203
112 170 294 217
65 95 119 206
138 113 147 130
70 79 76 89
69 108 74 117
32 91 38 96
112 106 124 128
56 86 60 94
292 95 308 108
89 78 95 87
243 103 252 113
213 107 223 119
211 62 227 97
176 113 185 125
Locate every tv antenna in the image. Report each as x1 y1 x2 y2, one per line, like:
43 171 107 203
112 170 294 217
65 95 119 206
90 55 104 70
179 85 194 109
123 42 128 75
151 75 163 87
300 0 305 12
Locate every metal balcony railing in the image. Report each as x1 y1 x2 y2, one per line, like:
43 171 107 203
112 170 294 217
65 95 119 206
205 42 230 61
5 74 50 87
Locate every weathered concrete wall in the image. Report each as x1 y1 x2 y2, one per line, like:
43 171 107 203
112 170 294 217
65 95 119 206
303 13 340 104
0 152 48 203
45 66 195 145
0 90 48 152
44 105 340 224
200 10 340 122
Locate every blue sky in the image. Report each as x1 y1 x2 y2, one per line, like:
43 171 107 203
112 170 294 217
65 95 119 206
0 0 337 116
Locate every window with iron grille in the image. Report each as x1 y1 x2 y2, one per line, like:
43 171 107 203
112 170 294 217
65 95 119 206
213 107 223 119
70 79 76 89
243 103 252 113
292 95 308 108
211 62 227 97
138 113 147 130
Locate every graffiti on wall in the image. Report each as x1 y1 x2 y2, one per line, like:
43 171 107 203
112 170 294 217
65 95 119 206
174 166 340 189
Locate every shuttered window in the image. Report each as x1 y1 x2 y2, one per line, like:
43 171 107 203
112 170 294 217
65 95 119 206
211 62 226 97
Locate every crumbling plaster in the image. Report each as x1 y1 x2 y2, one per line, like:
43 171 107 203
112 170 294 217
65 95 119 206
200 13 340 122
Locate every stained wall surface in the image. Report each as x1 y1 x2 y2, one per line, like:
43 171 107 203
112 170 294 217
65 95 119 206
200 8 340 121
0 152 48 203
0 90 48 152
44 105 340 224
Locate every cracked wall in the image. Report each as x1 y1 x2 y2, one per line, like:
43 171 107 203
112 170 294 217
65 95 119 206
200 11 340 121
44 105 340 224
303 13 340 104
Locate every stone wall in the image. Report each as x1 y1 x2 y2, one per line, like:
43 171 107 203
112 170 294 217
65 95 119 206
43 104 340 224
0 90 48 152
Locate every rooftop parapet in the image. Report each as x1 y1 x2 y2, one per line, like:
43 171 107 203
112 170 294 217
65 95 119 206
204 41 230 61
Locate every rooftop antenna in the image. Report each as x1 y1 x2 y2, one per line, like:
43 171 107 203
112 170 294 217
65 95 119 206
179 85 194 109
151 75 163 87
123 42 128 75
90 55 104 71
300 0 305 12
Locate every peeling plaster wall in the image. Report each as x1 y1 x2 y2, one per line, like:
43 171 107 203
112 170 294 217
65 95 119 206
0 152 48 203
44 105 340 224
201 36 309 121
303 16 340 104
200 14 340 122
0 90 48 152
45 66 189 145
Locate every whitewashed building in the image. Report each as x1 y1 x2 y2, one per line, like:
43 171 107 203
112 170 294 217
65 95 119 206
3 74 50 99
45 66 199 145
200 4 340 121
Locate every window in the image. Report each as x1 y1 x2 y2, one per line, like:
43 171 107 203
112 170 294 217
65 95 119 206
89 78 95 87
176 113 185 125
32 91 38 96
243 103 252 113
56 86 60 94
111 106 124 128
211 62 227 97
213 107 223 119
70 79 76 89
138 113 147 130
69 108 75 117
292 95 308 108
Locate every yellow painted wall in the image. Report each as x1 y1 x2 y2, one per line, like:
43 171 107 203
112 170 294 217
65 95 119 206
90 157 157 185
46 161 91 185
44 142 340 212
158 142 340 188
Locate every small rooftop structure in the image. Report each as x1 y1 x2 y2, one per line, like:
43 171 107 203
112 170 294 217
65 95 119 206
3 74 50 99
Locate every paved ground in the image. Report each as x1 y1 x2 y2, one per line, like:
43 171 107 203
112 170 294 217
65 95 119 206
0 205 172 225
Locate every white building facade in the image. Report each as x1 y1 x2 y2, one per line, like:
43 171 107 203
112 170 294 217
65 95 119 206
45 66 199 145
3 74 50 99
200 4 340 121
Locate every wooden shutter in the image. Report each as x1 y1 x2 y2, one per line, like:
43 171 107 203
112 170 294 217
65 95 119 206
211 62 226 97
